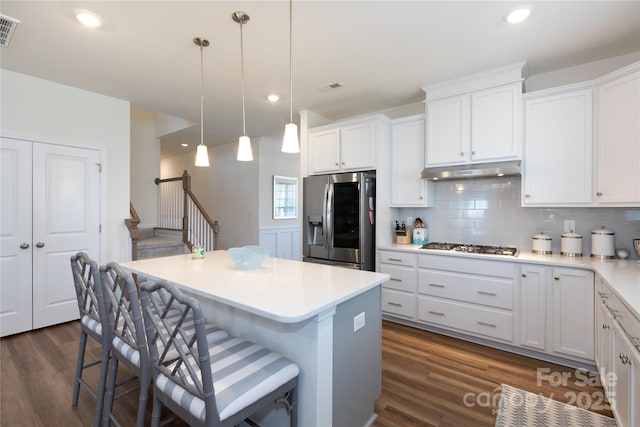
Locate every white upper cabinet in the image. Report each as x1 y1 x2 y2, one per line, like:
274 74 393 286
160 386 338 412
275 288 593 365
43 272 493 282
390 115 433 207
308 117 387 175
595 65 640 206
522 85 594 206
423 62 526 167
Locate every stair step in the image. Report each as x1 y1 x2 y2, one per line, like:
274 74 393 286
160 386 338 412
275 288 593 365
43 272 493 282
137 227 156 240
137 237 188 259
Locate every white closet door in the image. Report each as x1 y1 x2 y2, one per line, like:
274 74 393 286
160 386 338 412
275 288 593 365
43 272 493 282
0 138 33 336
32 143 100 329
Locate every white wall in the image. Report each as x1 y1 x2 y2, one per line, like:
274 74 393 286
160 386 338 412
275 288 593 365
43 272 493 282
0 69 131 264
130 105 160 228
258 137 300 228
161 140 259 249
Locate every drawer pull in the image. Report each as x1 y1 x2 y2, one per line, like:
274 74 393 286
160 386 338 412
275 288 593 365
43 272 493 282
388 258 402 262
619 353 630 365
387 302 402 307
477 291 497 296
554 276 560 281
602 323 610 330
521 274 527 278
477 321 497 328
428 310 445 316
390 278 402 282
428 283 445 288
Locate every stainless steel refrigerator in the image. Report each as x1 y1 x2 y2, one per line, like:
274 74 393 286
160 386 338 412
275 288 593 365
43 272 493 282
303 171 375 271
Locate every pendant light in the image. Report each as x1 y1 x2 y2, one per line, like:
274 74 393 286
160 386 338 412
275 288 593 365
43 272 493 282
281 0 300 153
193 37 210 167
233 11 253 162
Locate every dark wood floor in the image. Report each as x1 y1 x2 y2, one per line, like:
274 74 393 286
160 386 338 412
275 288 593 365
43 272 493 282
1 320 612 426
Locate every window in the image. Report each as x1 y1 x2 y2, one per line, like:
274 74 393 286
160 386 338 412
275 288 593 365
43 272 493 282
273 175 298 219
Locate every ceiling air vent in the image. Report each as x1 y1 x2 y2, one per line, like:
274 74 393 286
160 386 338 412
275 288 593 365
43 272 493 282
0 14 20 47
318 82 343 93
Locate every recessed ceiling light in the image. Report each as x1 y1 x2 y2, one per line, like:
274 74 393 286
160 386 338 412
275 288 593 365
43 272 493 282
505 7 531 24
181 143 189 147
266 94 280 102
75 9 103 28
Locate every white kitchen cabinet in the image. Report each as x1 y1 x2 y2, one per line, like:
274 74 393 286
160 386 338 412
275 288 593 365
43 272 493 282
308 119 379 174
379 250 417 320
596 278 615 398
425 83 521 166
390 115 433 207
423 62 526 167
595 65 640 206
522 85 593 206
416 254 516 344
550 267 595 362
519 265 547 351
612 320 639 427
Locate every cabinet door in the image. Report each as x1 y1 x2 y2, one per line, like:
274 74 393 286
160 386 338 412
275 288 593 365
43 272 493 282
391 117 429 206
519 265 546 351
523 88 593 205
0 139 33 337
426 95 469 166
612 321 638 427
309 129 341 174
596 70 640 205
471 83 520 162
340 122 375 170
551 268 595 361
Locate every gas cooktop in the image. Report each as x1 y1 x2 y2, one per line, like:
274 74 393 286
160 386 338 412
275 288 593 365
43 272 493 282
420 242 518 256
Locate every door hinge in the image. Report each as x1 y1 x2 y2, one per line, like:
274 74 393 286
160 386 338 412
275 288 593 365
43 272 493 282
96 163 102 173
99 224 102 232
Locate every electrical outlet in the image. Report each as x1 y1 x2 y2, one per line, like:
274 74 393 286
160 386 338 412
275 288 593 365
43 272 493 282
564 220 576 233
353 312 365 333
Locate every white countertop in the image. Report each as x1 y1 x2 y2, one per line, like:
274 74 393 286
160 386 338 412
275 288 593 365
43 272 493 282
380 243 640 319
120 250 389 324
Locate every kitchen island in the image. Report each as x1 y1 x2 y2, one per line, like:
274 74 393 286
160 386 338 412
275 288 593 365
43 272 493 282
120 250 389 427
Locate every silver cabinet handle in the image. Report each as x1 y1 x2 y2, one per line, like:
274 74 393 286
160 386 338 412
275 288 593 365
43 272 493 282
387 302 402 307
428 310 445 316
525 194 531 198
335 162 339 166
602 323 610 330
20 243 30 249
35 242 45 248
596 192 603 196
521 273 527 278
389 278 402 282
428 283 445 288
477 321 497 328
387 258 402 262
471 150 476 155
477 291 497 296
554 276 560 280
460 152 465 157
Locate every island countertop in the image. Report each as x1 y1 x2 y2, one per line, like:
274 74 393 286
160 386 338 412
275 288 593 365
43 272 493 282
120 250 389 324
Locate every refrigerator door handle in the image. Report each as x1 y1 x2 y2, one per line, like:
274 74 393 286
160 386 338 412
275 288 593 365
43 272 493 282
325 182 333 250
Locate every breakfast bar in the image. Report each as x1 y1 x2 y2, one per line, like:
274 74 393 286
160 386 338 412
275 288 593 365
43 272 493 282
120 250 389 427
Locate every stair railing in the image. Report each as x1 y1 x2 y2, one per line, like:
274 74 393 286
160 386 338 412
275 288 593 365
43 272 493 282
125 202 141 260
155 170 219 252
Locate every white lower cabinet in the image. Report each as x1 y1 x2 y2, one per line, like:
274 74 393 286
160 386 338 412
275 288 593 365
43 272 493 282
550 268 595 361
379 250 417 320
519 265 547 351
416 254 515 344
596 276 640 427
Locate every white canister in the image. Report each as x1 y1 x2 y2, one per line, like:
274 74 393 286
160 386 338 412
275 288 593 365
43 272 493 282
532 233 552 254
591 227 615 259
561 231 583 257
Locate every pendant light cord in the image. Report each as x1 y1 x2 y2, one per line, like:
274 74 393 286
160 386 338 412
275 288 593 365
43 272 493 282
240 20 247 136
199 42 204 146
289 0 293 123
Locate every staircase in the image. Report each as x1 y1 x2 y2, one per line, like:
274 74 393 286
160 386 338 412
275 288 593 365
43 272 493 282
126 170 219 261
135 228 189 260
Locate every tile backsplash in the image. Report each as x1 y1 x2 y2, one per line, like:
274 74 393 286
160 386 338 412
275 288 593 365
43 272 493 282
395 176 640 259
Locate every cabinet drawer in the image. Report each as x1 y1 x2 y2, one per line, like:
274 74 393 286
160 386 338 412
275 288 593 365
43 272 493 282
417 296 513 342
380 264 416 293
382 289 415 318
379 250 416 267
418 269 513 309
418 254 514 278
598 277 640 343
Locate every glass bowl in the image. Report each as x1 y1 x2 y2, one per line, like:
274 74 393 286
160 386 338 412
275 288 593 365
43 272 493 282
228 246 269 270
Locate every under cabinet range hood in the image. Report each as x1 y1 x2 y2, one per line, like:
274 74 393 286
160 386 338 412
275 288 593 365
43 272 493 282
420 160 521 181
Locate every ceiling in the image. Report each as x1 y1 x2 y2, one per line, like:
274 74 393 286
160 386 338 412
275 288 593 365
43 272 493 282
1 1 639 158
